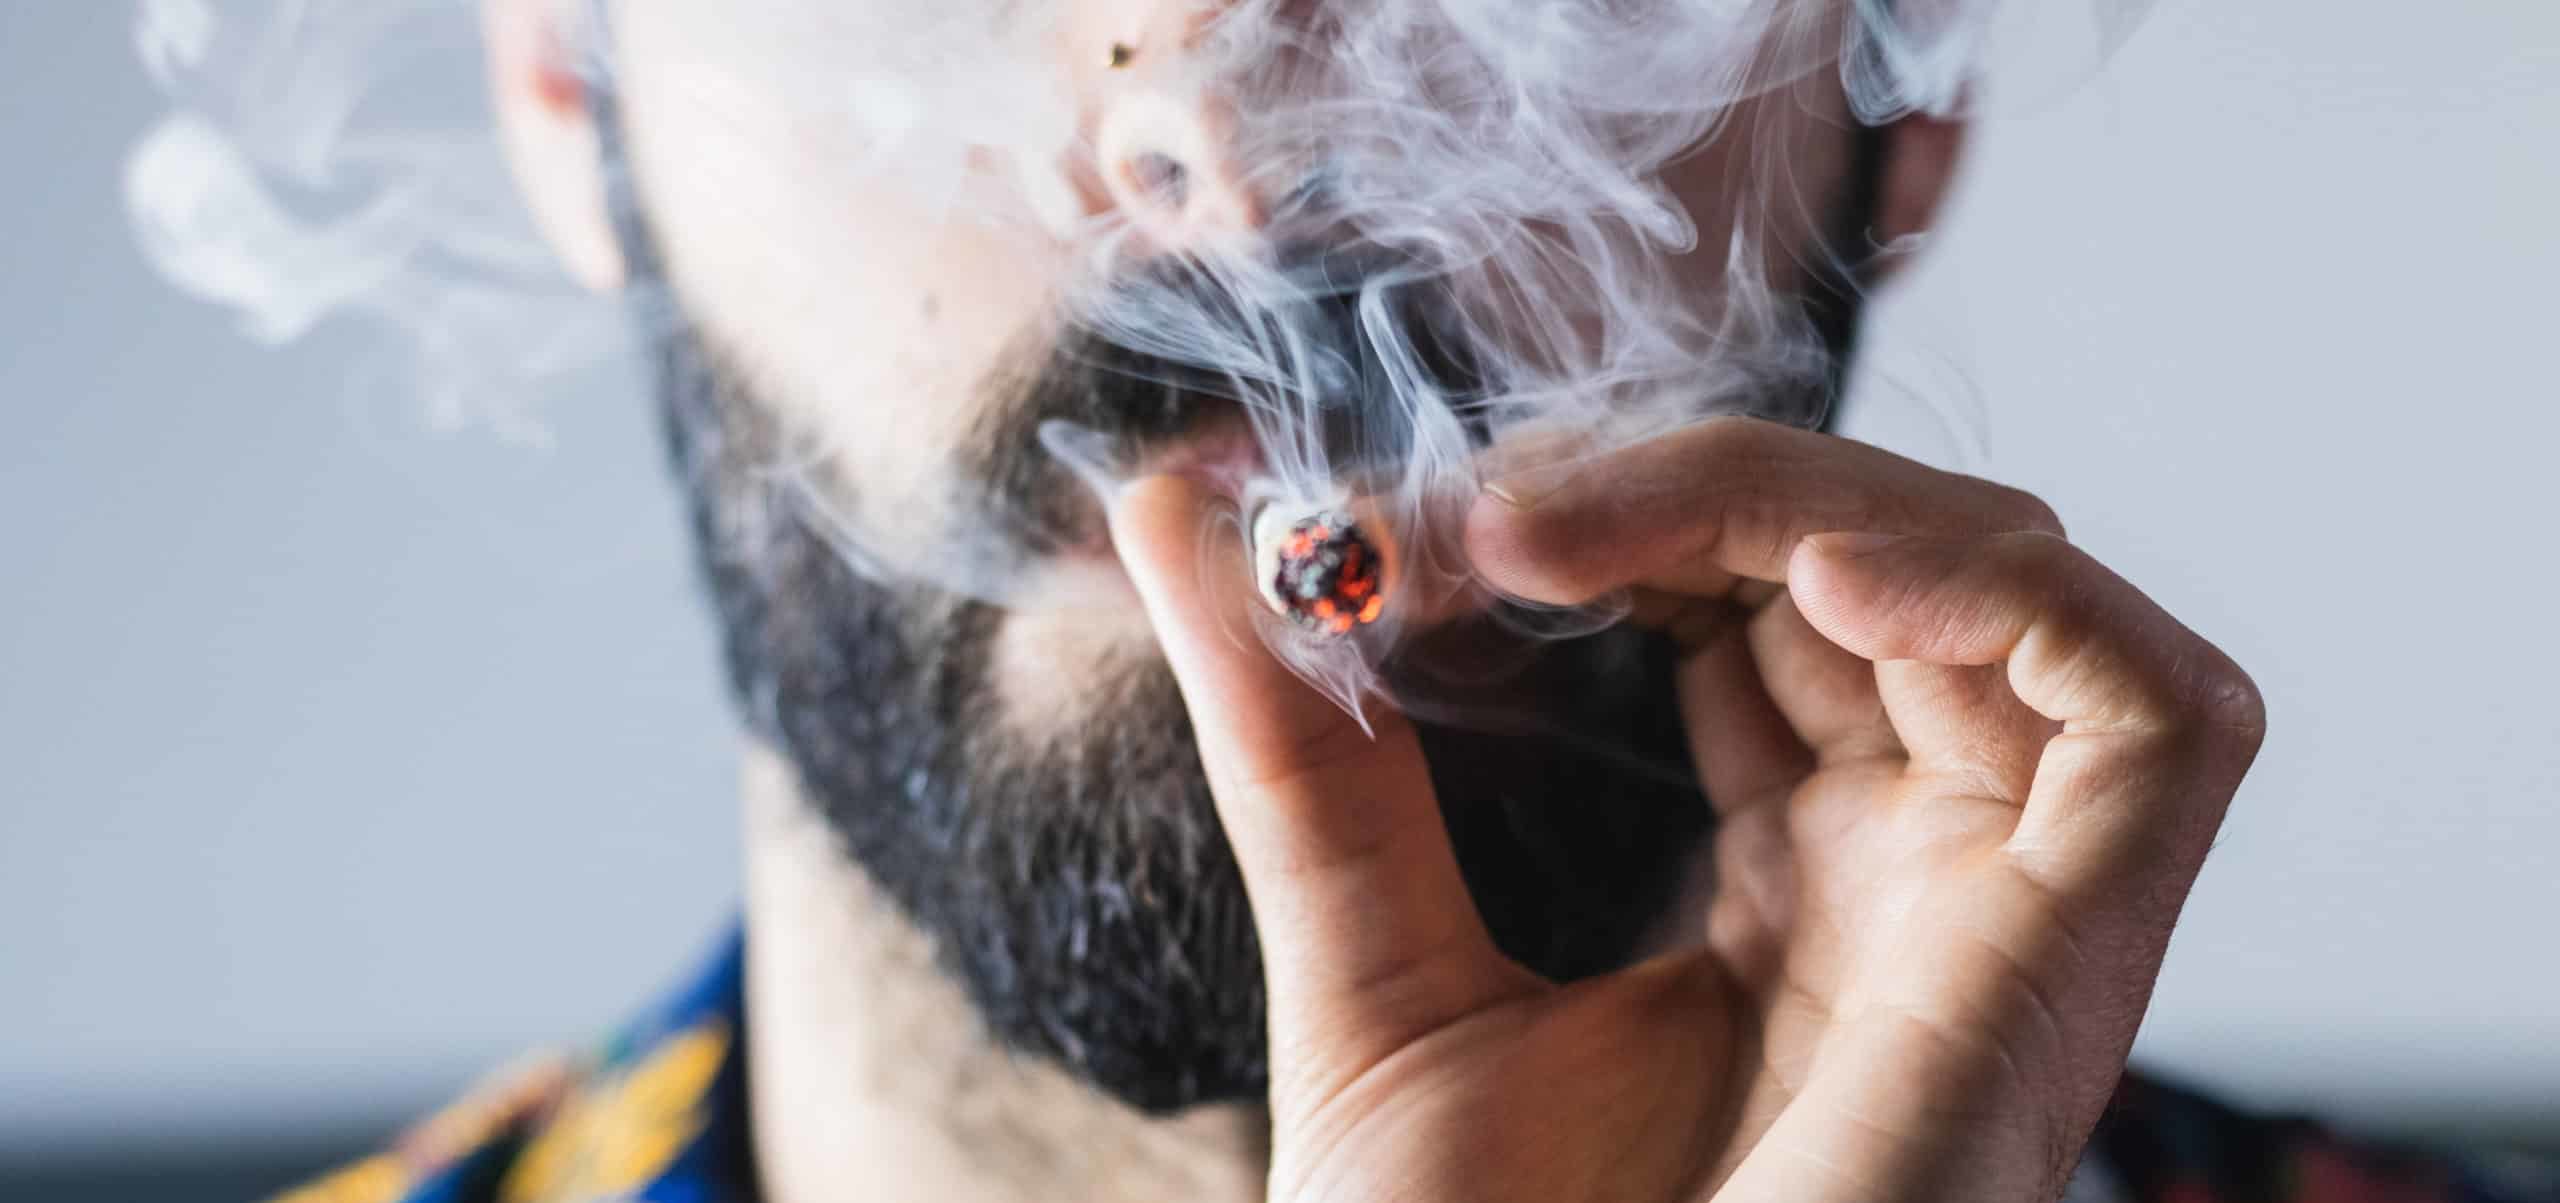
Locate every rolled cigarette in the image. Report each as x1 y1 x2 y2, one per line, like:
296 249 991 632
1251 499 1389 636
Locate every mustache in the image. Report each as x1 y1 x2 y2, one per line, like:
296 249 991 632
965 248 1486 557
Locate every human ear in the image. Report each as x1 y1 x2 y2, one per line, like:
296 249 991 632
482 0 624 291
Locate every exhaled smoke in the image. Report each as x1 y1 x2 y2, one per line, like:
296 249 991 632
127 0 633 442
127 0 2149 712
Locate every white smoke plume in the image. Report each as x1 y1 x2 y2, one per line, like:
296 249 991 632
127 0 2149 715
127 0 625 441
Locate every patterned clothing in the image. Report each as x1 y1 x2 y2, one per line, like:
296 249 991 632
272 933 756 1203
273 927 2556 1203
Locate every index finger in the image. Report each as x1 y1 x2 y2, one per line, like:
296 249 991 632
1107 475 1528 1089
1464 417 2063 605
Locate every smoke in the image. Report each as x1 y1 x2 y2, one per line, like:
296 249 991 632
127 0 2148 713
126 0 625 441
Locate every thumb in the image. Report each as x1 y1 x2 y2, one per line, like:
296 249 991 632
1108 474 1529 1092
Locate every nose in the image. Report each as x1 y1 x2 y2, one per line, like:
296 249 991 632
1094 79 1268 250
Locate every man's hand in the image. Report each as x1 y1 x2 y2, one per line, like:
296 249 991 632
1107 418 2266 1203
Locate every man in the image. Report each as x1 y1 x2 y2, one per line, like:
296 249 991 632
159 1 2540 1201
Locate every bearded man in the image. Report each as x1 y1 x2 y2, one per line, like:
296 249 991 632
158 2 2550 1201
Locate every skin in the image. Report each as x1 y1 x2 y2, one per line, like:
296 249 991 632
489 0 1924 614
1110 424 2265 1202
483 2 2265 1200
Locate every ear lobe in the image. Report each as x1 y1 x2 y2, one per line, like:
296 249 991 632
1871 112 1969 259
483 0 625 292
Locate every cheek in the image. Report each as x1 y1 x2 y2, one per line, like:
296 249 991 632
618 2 1082 573
987 602 1164 750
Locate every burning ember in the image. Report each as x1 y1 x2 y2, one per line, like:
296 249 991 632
1257 508 1387 636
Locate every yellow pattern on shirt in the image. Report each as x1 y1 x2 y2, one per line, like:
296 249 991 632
269 1155 410 1203
265 1054 575 1203
499 1020 731 1203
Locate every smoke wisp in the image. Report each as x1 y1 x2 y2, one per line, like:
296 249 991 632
128 0 2150 712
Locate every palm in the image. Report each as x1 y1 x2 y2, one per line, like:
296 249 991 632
1699 758 2073 1197
1284 695 2068 1203
1278 965 1738 1202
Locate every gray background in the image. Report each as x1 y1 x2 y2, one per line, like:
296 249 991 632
2 0 2554 1195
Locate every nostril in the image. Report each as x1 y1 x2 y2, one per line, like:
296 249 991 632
1094 88 1262 237
1123 151 1191 214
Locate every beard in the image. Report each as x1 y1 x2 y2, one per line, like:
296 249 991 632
631 137 1881 1117
654 304 1714 1113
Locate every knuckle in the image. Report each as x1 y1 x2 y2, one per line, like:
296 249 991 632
2129 655 2268 786
1978 480 2067 536
2132 626 2266 750
2192 659 2270 754
1935 471 2065 538
1992 528 2083 582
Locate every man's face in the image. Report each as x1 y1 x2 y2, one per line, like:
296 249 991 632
586 0 1892 1111
609 0 1872 637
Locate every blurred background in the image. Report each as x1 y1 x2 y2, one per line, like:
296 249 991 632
1 0 2552 1199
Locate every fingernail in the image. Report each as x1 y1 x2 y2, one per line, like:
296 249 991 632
1809 531 1906 558
1481 462 1578 511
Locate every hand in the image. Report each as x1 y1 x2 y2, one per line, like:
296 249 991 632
1107 417 2266 1203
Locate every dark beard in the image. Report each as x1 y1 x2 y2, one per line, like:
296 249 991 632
654 305 1715 1111
623 122 1885 1117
